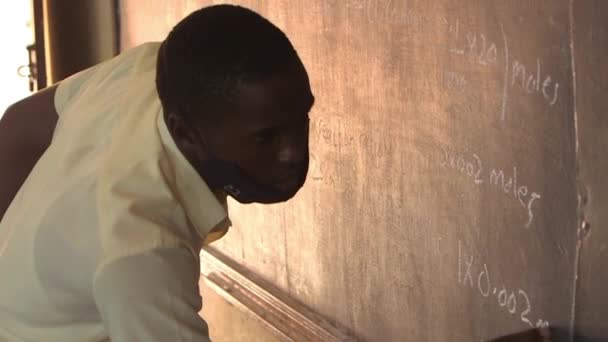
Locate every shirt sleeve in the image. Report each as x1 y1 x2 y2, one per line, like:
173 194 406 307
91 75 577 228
53 64 99 116
92 247 212 342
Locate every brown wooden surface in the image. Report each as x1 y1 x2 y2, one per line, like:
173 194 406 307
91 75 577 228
572 1 608 341
199 277 283 342
119 1 606 341
200 248 356 341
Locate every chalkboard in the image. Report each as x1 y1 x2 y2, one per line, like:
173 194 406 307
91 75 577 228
120 1 607 341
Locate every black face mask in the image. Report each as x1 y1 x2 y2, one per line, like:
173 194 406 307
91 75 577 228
198 156 309 204
191 122 309 205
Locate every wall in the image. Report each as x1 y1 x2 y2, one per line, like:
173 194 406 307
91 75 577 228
572 1 608 341
119 1 607 341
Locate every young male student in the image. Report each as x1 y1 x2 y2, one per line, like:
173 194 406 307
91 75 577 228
0 4 314 341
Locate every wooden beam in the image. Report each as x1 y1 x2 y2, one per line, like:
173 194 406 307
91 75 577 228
200 247 357 342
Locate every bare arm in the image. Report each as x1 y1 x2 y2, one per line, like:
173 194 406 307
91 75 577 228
0 85 58 220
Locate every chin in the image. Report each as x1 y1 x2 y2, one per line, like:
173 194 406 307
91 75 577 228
274 189 301 203
256 188 302 204
242 182 306 205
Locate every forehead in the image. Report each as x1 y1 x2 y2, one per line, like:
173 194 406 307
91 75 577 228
225 60 315 127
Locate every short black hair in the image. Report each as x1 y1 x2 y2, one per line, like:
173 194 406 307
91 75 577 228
156 4 297 121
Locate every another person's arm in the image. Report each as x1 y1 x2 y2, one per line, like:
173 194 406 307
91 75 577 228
0 85 59 220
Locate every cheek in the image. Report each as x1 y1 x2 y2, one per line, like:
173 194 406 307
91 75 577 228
227 146 279 183
240 163 277 185
238 143 277 164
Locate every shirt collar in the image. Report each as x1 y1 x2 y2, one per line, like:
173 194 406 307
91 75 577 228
156 112 230 239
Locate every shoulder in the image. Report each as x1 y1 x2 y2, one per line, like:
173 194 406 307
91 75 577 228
6 84 58 115
1 84 59 151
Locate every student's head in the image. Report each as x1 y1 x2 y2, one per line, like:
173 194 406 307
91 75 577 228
156 5 315 204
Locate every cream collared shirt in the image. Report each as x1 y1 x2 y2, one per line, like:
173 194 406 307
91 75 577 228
0 42 230 341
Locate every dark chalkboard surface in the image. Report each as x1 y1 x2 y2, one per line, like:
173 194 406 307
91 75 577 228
120 1 606 341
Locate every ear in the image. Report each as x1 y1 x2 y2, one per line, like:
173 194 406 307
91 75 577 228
166 112 195 144
165 112 208 160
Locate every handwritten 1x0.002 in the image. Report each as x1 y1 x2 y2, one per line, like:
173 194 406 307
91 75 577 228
458 241 550 330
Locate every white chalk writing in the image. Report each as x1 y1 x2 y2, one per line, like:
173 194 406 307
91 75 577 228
458 241 550 329
443 18 561 121
349 1 430 31
440 148 541 228
511 58 559 106
444 18 499 66
444 71 468 92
